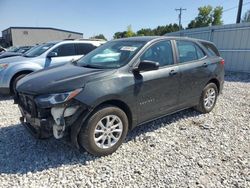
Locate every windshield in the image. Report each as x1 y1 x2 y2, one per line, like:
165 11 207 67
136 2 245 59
23 43 56 57
17 47 31 53
77 40 146 69
6 46 19 52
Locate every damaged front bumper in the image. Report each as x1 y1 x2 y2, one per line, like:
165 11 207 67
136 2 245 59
16 93 92 148
19 108 54 139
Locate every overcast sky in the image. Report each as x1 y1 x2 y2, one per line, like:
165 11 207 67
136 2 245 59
0 0 249 39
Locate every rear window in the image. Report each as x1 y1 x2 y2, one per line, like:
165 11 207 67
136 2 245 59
202 42 220 57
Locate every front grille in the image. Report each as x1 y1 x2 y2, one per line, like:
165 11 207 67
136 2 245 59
18 93 37 117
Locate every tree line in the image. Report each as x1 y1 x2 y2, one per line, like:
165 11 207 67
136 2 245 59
90 5 250 40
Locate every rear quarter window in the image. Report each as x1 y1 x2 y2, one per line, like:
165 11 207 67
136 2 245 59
201 42 220 57
76 43 97 55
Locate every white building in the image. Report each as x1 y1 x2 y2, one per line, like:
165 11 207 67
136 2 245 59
1 27 83 47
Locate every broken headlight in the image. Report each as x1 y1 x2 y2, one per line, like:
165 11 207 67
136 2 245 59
35 88 83 108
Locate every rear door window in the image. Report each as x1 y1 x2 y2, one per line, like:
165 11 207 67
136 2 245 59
76 43 97 55
176 41 206 63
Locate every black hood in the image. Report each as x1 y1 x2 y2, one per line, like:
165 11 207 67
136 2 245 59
17 64 116 95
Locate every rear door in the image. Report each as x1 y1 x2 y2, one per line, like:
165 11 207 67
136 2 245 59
174 40 211 106
135 40 180 123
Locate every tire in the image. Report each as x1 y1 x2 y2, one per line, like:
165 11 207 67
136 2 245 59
11 74 27 95
194 83 218 114
79 105 129 156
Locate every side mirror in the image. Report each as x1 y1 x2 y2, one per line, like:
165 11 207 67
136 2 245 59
135 60 159 72
47 51 58 58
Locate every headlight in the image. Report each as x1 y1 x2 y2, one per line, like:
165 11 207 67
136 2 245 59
35 88 83 108
0 64 8 71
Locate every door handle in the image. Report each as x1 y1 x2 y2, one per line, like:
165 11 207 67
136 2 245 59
169 70 178 76
202 63 208 67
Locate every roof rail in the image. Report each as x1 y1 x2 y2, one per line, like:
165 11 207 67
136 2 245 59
76 38 107 41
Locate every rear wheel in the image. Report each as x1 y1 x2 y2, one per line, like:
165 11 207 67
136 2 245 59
195 83 218 113
11 74 28 95
79 106 128 156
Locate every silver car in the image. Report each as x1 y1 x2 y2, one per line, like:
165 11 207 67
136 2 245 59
0 40 105 95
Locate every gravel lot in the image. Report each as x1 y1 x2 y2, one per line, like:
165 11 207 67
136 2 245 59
0 73 249 188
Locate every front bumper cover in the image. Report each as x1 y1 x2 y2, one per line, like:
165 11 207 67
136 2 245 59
17 97 93 148
19 106 53 138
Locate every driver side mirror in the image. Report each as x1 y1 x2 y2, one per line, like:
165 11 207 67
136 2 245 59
47 51 58 58
134 60 160 72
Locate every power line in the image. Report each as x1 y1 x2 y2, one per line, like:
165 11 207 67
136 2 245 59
223 1 250 13
175 8 187 31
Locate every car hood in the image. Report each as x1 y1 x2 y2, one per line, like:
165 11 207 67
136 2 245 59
0 52 22 59
16 64 116 95
0 55 29 64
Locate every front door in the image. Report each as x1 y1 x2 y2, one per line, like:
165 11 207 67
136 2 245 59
134 40 180 123
45 43 82 68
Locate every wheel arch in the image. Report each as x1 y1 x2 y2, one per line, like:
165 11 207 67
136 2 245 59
9 70 34 93
92 99 133 130
207 78 220 92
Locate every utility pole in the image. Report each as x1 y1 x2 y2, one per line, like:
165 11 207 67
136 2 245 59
175 7 187 31
236 0 243 23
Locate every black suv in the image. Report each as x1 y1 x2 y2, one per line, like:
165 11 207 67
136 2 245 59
16 36 224 156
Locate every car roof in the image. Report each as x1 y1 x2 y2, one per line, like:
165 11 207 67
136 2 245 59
45 40 105 46
113 36 212 44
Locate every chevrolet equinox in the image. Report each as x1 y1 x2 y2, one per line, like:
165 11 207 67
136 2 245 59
15 36 224 156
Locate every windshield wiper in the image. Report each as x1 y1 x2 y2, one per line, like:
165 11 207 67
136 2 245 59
22 54 34 58
82 64 102 69
71 59 79 66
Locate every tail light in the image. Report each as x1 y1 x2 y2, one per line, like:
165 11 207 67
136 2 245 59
220 59 225 65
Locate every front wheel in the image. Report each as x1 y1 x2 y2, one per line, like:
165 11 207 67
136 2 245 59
194 83 218 113
79 106 128 156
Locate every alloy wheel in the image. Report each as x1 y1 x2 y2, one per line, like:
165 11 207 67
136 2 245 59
93 115 123 149
204 88 216 109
